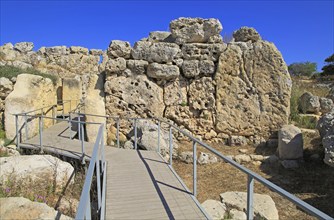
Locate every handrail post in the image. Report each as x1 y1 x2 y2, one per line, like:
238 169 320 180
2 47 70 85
39 116 43 153
134 119 137 150
15 114 20 150
69 100 72 113
193 141 197 197
24 113 28 141
96 151 101 212
81 122 85 164
116 118 120 148
52 105 56 125
157 120 161 153
69 113 72 140
247 175 254 220
62 101 65 119
78 115 81 141
41 109 44 132
169 127 173 166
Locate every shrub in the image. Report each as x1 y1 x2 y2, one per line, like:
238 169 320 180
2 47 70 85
0 65 58 85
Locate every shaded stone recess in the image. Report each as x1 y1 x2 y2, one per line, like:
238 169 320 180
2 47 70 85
0 17 291 145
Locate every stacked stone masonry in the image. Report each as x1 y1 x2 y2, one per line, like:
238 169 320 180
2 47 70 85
0 17 292 145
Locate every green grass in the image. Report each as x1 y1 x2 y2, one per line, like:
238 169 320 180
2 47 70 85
0 65 58 85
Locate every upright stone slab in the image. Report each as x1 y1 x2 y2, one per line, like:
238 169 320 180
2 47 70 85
278 125 303 160
5 74 56 140
62 77 82 114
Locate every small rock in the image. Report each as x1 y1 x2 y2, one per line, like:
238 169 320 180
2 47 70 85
238 149 248 154
320 97 334 114
198 152 218 165
123 140 134 149
178 151 193 164
252 161 262 166
278 125 303 160
229 136 248 146
250 154 264 161
281 160 300 169
107 40 131 58
298 92 320 114
229 209 247 220
234 154 251 163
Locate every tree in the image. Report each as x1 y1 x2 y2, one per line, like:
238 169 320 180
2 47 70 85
288 62 317 77
321 54 334 76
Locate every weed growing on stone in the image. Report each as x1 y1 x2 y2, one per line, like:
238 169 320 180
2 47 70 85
0 65 58 85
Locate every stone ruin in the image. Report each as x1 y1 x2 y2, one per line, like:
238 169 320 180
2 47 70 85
0 17 292 146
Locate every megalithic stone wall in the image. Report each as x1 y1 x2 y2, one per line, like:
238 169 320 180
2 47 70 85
0 17 291 145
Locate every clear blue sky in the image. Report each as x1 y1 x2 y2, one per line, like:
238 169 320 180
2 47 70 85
1 0 333 71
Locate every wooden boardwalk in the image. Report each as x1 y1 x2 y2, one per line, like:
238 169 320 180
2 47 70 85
19 122 208 220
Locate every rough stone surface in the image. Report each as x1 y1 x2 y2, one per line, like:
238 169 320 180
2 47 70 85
147 63 179 80
188 77 215 111
220 191 279 220
298 92 320 114
0 77 13 98
131 41 180 63
147 31 175 43
234 154 251 164
0 197 72 220
107 40 131 58
278 125 303 160
228 135 248 146
126 59 148 75
317 110 334 138
105 57 127 74
233 27 261 43
202 200 227 220
182 60 199 78
5 74 56 140
215 41 291 138
327 87 334 102
70 46 89 55
170 17 223 44
182 43 226 61
14 42 34 53
198 152 218 165
317 110 334 167
178 151 193 164
62 77 82 114
229 209 247 220
0 155 74 190
319 97 334 114
323 134 334 167
123 140 134 149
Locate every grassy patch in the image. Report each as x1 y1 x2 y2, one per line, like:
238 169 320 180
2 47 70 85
0 65 58 85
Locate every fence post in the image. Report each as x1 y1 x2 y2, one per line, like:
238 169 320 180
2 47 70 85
41 109 44 132
78 115 81 141
96 153 101 212
39 116 43 153
134 119 137 150
52 105 56 125
15 114 20 150
81 122 85 164
157 120 160 153
62 101 65 119
193 141 197 197
247 175 254 220
116 118 120 148
24 113 28 141
169 127 173 166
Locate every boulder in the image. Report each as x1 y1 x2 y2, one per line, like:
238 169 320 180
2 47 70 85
131 41 180 63
202 200 227 220
229 209 247 220
5 74 56 140
234 154 251 163
320 97 334 114
317 110 334 138
169 17 223 44
298 92 320 114
0 197 72 220
233 27 262 43
14 42 34 53
220 191 279 220
147 63 180 80
215 40 291 138
0 145 20 156
107 40 131 58
278 125 303 160
147 31 175 43
0 155 74 190
178 151 193 164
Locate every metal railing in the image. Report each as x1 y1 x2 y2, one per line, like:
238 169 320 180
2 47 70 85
75 112 333 220
76 124 107 220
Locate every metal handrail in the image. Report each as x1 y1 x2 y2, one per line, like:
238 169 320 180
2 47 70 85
76 124 106 220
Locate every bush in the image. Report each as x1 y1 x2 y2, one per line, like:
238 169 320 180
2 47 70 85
0 65 58 85
288 62 317 77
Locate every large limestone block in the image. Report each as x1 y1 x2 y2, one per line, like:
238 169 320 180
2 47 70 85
5 74 56 140
83 74 106 143
105 75 164 119
220 191 279 220
147 63 179 80
107 40 131 58
0 197 72 220
14 42 34 53
147 31 175 43
126 59 148 75
170 17 223 44
62 77 82 114
188 77 215 111
278 125 303 160
0 77 13 99
163 76 188 106
69 46 89 55
202 200 227 220
215 38 291 137
0 155 74 190
131 41 180 63
0 43 20 61
105 57 127 74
